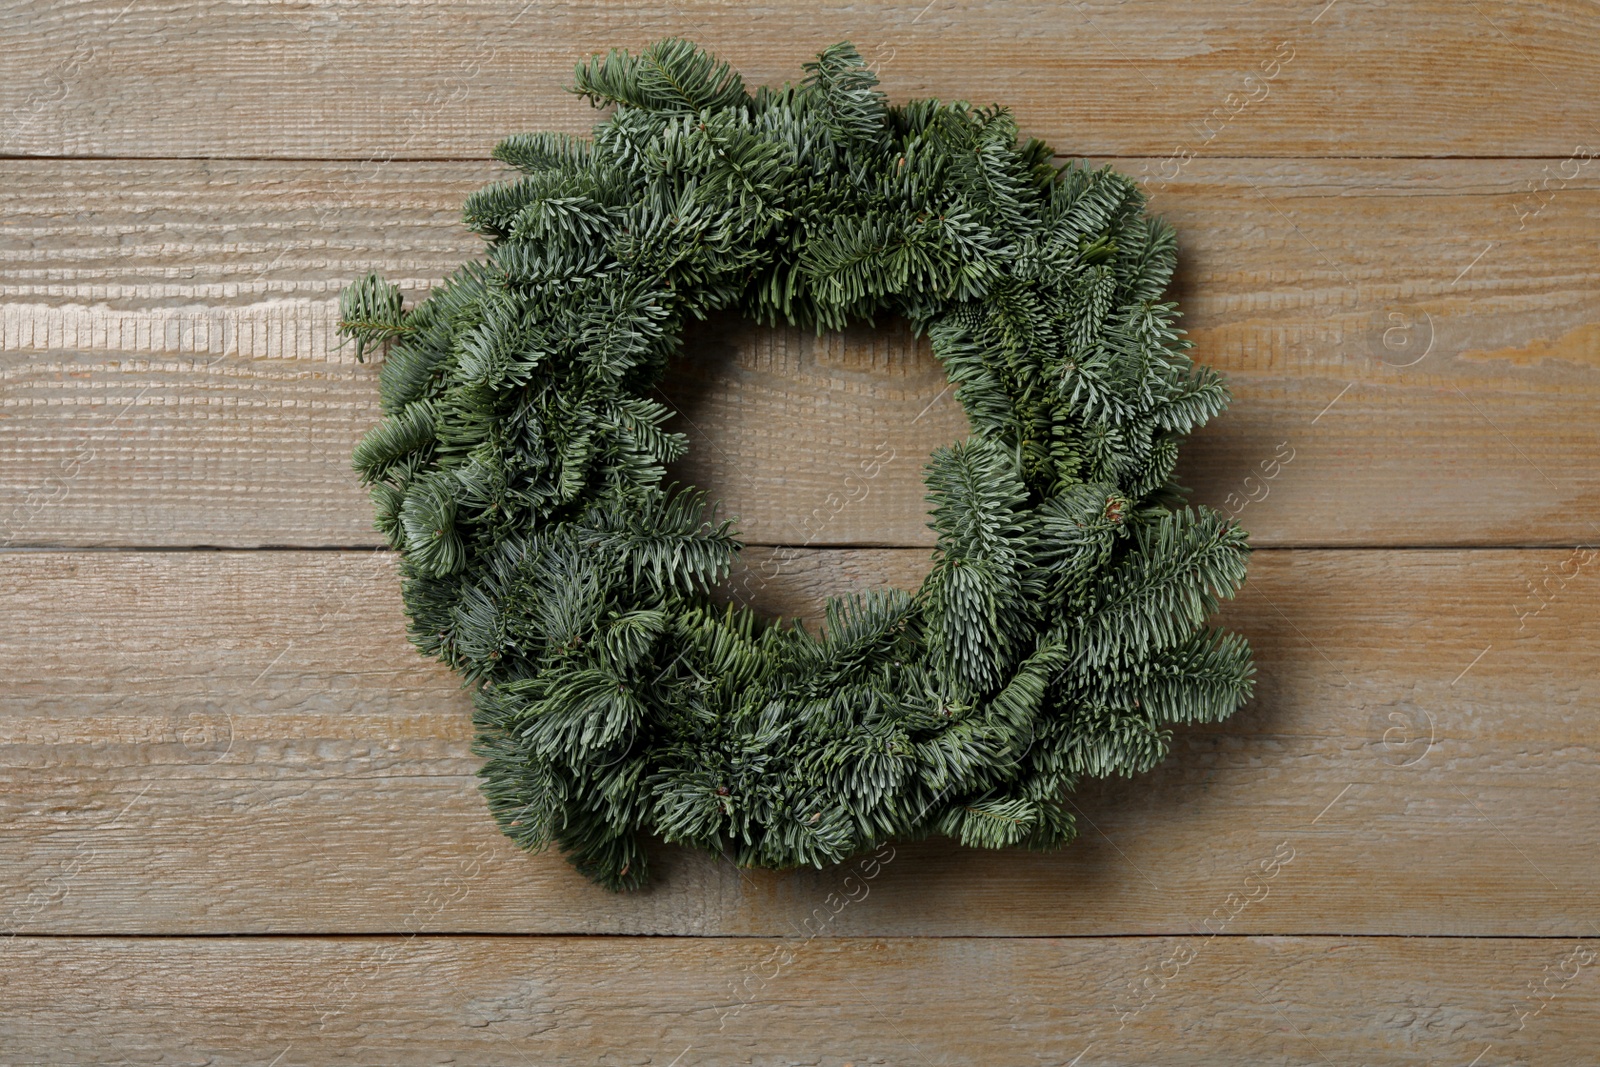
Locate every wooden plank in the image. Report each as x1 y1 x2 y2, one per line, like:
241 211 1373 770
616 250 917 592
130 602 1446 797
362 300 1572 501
5 934 1598 1064
4 158 1598 548
681 155 1600 547
3 546 1596 937
0 159 502 550
3 1 1596 159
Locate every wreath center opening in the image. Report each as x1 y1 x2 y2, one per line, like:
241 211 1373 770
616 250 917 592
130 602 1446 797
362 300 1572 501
659 314 967 624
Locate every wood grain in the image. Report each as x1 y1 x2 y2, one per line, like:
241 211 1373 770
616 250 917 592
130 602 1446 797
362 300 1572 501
5 934 1597 1065
3 546 1595 937
4 1 1598 159
3 0 1594 1062
4 158 1598 548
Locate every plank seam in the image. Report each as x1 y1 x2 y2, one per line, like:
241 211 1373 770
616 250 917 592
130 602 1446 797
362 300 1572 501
1 153 1593 164
0 544 1590 554
8 932 1600 941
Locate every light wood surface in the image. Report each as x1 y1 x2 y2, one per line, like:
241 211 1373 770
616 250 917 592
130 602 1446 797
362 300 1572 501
2 1 1598 1061
4 1 1598 159
2 547 1595 938
7 935 1599 1065
3 158 1597 548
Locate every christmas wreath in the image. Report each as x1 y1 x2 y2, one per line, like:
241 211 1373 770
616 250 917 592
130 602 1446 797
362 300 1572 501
339 39 1253 890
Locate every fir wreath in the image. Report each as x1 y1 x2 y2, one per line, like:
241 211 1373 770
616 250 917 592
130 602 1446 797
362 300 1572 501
339 39 1254 890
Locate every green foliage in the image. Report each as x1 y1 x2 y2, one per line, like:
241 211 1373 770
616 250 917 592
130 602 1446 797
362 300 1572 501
338 273 411 361
340 39 1253 890
572 38 749 113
